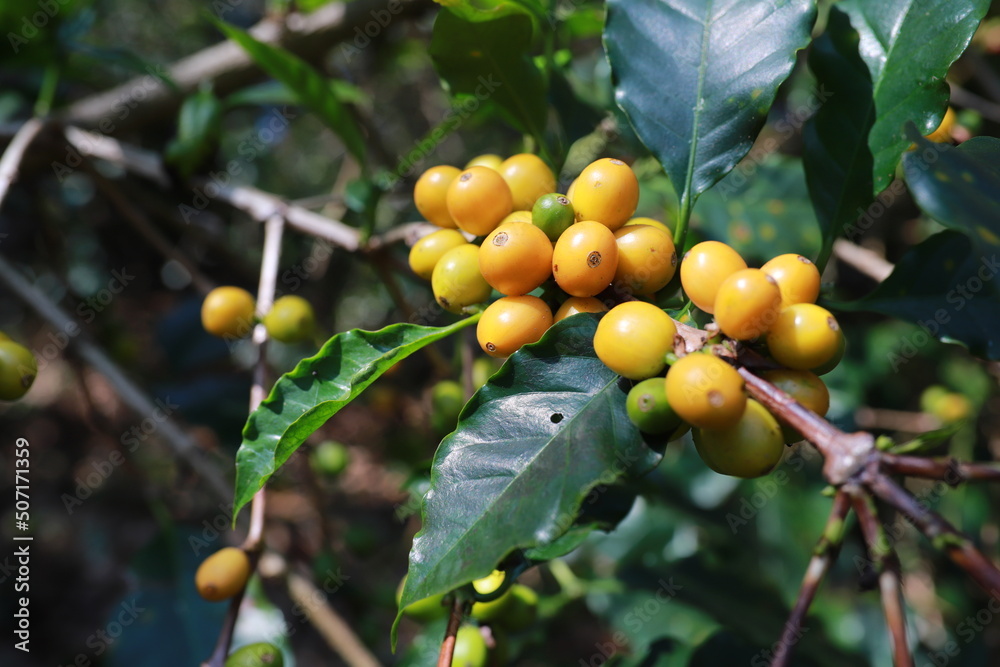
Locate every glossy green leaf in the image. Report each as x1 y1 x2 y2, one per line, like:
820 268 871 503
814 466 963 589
903 132 1000 248
604 0 815 218
802 6 875 270
832 230 1000 361
165 88 223 179
692 155 821 263
213 20 366 165
234 317 480 519
839 0 990 194
890 419 965 455
394 315 661 646
430 8 548 152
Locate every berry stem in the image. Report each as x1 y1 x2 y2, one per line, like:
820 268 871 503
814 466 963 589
866 472 1000 594
880 454 1000 484
851 491 913 667
437 596 465 667
770 489 852 667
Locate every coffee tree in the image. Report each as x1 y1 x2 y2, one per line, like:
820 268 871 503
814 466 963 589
2 0 1000 665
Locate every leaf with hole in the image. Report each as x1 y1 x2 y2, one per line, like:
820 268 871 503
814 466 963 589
233 317 480 520
394 314 662 647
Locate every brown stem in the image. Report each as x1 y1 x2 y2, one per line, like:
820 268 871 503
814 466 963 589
880 454 1000 485
852 492 913 667
866 473 1000 594
738 367 874 484
201 550 262 667
437 597 464 667
770 489 852 667
0 118 47 209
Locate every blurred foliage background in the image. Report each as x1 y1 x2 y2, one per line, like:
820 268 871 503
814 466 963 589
0 0 1000 665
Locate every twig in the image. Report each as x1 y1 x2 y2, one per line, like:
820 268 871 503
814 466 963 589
852 492 913 667
438 597 464 667
288 570 383 667
866 473 1000 594
770 489 852 667
739 367 875 484
832 239 894 282
0 255 232 501
0 118 47 210
854 407 941 434
59 0 432 132
204 216 284 667
63 126 171 188
880 454 1000 485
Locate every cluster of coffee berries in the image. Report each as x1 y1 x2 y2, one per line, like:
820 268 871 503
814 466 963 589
398 569 538 667
598 242 840 478
0 333 37 402
201 286 317 344
409 155 678 358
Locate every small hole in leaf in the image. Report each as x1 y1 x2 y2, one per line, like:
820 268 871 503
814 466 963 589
550 413 564 423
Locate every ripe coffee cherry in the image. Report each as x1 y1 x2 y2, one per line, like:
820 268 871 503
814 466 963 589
565 177 578 203
714 269 782 340
479 222 553 295
552 221 618 297
767 303 843 371
415 165 461 228
920 385 972 423
0 341 37 401
532 193 576 242
202 286 256 339
613 224 678 295
225 642 284 667
624 217 672 235
447 166 513 236
432 245 493 314
499 153 556 211
477 296 553 357
501 210 533 225
397 576 447 621
264 295 317 344
465 153 503 170
409 230 469 280
760 369 830 443
679 241 747 314
571 158 639 231
196 547 251 602
453 625 488 667
626 378 683 435
925 107 956 143
554 296 607 322
594 302 676 380
665 354 746 429
761 254 821 308
693 399 784 478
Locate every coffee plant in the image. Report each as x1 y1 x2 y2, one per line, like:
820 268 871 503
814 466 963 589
2 0 1000 666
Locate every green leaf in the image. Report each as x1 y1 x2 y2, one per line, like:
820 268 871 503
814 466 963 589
213 19 367 166
604 0 815 221
234 317 480 519
692 155 821 263
430 8 548 152
903 132 1000 248
839 0 990 194
801 6 875 270
831 230 1000 361
394 314 662 646
165 88 223 179
890 419 965 455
